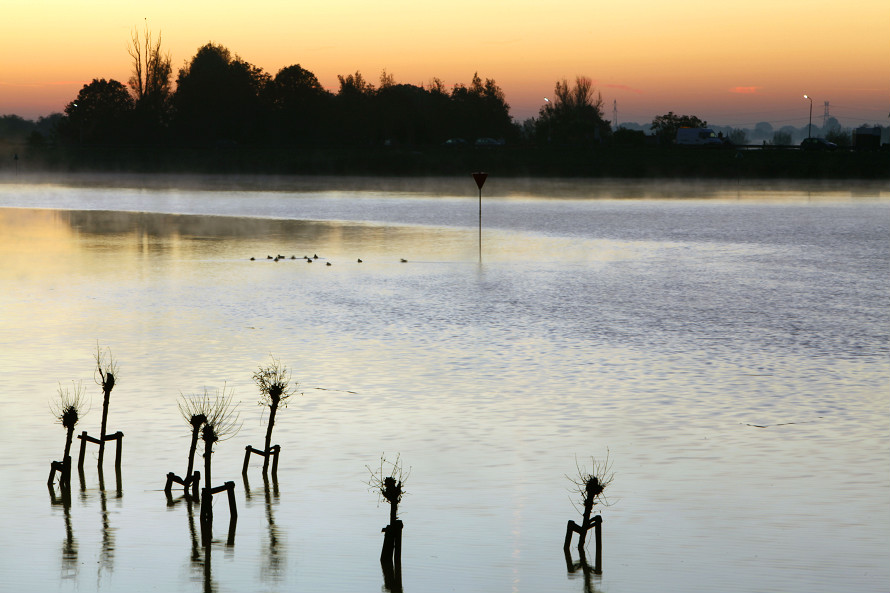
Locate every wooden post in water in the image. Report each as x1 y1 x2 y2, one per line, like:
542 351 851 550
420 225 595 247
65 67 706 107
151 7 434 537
594 514 602 573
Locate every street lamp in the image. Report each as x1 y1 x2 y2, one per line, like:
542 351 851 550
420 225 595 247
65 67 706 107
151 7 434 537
803 94 813 139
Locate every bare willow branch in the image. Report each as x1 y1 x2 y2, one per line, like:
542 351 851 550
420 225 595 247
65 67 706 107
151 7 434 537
366 453 410 506
253 355 298 409
178 390 213 430
50 381 89 429
93 344 118 391
198 384 241 444
567 451 615 514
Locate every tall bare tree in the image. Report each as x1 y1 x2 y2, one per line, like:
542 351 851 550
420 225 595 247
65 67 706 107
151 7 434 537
127 23 172 107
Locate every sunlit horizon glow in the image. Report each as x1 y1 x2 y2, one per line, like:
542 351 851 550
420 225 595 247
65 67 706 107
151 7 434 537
1 0 887 128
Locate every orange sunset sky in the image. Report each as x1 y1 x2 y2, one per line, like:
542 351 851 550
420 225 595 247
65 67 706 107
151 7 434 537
1 0 888 128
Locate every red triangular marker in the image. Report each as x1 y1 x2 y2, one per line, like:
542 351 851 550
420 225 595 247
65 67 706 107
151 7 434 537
472 172 488 189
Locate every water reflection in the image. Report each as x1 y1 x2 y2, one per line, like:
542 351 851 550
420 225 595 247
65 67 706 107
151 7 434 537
59 208 392 246
51 465 122 583
51 208 482 265
184 497 217 593
2 189 888 593
48 484 78 580
96 468 120 576
564 548 602 593
381 558 403 593
243 472 285 582
181 488 236 593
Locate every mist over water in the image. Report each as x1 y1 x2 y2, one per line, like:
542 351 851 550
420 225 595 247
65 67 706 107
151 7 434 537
1 179 887 593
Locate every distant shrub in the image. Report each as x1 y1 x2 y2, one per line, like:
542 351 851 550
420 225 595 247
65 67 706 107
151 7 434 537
611 127 647 147
771 130 792 145
825 128 851 147
729 128 748 145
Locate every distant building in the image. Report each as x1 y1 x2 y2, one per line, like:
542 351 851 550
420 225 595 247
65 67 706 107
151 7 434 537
852 126 881 149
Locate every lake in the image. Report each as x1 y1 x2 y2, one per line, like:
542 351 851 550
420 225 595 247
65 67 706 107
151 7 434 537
0 177 887 593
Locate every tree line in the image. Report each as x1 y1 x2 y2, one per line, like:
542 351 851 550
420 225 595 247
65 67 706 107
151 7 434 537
56 30 525 149
5 27 618 152
3 27 886 180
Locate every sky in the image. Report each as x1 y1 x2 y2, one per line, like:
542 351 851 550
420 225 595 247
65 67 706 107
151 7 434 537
1 0 888 128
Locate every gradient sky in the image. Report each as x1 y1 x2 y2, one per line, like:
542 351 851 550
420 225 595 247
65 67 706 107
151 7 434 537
1 0 888 127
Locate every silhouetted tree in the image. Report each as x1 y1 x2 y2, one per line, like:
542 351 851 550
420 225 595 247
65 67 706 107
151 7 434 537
449 73 514 142
375 82 439 146
333 71 376 145
338 70 375 95
537 76 610 146
61 79 134 144
427 77 447 95
378 69 396 89
127 23 173 142
0 115 32 141
650 111 707 144
172 43 270 145
263 64 332 145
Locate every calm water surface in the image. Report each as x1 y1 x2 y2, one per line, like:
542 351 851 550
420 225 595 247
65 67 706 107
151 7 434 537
0 178 888 593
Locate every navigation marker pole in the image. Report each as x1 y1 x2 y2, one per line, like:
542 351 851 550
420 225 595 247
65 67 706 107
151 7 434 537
472 172 488 263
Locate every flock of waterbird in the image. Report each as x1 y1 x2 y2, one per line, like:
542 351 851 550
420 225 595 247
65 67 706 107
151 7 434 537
249 253 408 264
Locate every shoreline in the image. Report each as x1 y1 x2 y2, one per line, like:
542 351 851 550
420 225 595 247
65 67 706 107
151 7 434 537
1 171 888 198
2 144 888 182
